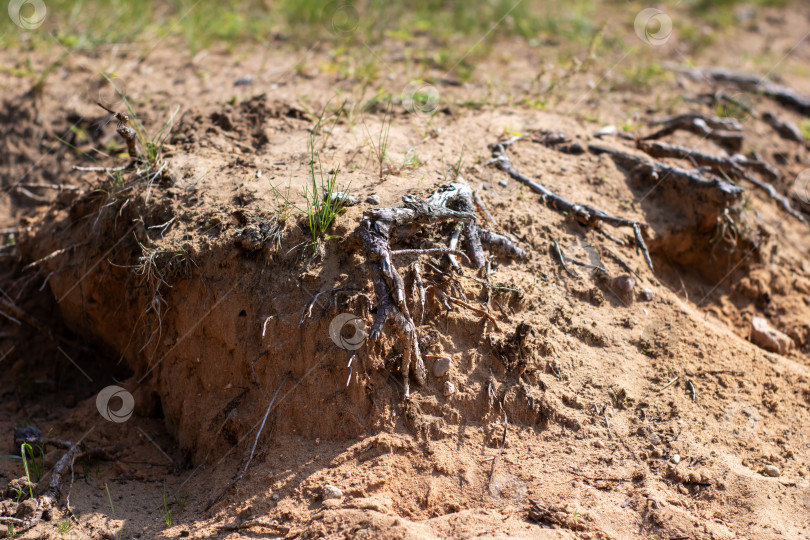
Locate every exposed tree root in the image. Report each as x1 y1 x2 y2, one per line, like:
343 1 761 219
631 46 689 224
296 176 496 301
0 427 110 536
588 143 744 207
350 183 525 397
637 136 804 223
637 139 781 181
674 66 810 116
533 131 585 155
217 519 288 533
642 113 743 151
488 137 654 271
762 112 805 143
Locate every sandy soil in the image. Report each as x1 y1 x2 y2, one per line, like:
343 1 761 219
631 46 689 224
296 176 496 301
2 4 810 539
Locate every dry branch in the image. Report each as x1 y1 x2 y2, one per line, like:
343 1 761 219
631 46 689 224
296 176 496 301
488 138 654 271
441 292 503 332
479 230 528 260
413 262 426 326
636 140 744 175
0 428 110 535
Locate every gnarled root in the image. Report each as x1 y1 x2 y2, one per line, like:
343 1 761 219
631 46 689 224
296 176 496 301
642 112 743 151
488 138 654 271
636 140 804 223
351 183 526 397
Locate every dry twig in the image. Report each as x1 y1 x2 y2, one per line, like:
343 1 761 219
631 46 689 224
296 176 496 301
0 428 110 535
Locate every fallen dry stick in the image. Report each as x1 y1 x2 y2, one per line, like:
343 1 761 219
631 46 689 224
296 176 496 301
0 427 111 535
442 293 503 332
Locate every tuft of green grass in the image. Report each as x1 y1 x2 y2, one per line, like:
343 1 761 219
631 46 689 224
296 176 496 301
21 442 43 488
162 481 172 527
271 135 351 258
800 120 810 142
105 482 124 540
0 442 45 502
403 148 423 169
366 106 392 179
56 519 73 535
450 148 464 181
100 73 179 172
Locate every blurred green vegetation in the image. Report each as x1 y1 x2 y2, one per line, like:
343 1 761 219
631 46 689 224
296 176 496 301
1 0 794 52
0 0 800 84
1 0 601 52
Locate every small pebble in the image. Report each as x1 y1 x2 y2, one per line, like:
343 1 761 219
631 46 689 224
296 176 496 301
234 76 255 86
671 454 680 464
432 357 452 377
612 275 636 302
593 439 606 449
322 484 343 500
613 275 636 296
480 182 491 191
365 194 380 205
328 192 358 206
255 169 262 179
762 465 781 478
498 179 508 187
595 125 617 137
271 493 280 501
443 381 455 396
639 288 653 301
